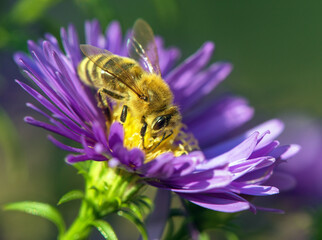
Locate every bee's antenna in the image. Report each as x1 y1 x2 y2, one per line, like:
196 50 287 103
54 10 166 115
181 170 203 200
147 130 173 153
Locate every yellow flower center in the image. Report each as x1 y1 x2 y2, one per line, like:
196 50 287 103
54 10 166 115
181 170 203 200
112 105 200 162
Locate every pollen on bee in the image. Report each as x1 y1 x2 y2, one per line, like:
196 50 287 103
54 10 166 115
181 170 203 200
112 105 200 162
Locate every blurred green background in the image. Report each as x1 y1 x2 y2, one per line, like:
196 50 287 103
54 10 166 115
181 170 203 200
0 0 321 239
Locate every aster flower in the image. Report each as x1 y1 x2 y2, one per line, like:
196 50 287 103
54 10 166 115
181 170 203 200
270 113 322 206
13 19 298 238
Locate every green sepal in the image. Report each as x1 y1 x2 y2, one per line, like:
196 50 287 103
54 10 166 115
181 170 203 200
3 201 65 236
122 202 143 221
132 195 153 214
117 209 148 240
91 220 118 240
121 195 153 222
73 161 91 177
57 190 84 205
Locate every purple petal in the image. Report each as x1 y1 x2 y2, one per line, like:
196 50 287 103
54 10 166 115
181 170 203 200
44 33 59 48
229 183 279 196
178 192 252 213
179 62 233 111
254 206 284 213
250 140 280 158
246 119 284 150
203 119 283 158
266 171 297 192
48 135 84 153
65 153 107 164
128 148 145 169
169 169 232 193
186 96 254 147
155 37 181 76
85 20 105 48
200 131 260 169
139 153 175 178
24 116 81 142
105 21 122 54
235 164 275 185
108 122 124 149
166 42 214 87
138 189 171 240
230 157 275 181
270 144 301 160
60 24 82 69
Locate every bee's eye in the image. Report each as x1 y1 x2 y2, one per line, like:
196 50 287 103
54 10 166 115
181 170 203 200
152 115 170 131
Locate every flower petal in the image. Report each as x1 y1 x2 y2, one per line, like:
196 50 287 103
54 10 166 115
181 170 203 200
180 62 233 111
178 192 253 213
229 183 279 196
270 144 301 160
200 131 260 169
186 96 254 147
105 21 122 54
166 42 214 88
169 169 232 193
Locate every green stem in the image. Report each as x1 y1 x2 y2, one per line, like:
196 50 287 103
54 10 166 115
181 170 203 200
59 162 145 239
59 200 96 240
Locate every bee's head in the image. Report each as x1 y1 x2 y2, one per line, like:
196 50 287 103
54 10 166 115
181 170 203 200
150 106 181 138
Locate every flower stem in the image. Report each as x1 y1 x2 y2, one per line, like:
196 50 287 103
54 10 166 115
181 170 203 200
59 161 145 239
59 199 96 240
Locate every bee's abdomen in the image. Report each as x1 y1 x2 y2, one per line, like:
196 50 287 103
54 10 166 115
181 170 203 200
77 55 106 87
77 54 142 89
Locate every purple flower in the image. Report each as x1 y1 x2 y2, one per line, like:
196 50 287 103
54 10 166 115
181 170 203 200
15 20 298 213
269 114 322 206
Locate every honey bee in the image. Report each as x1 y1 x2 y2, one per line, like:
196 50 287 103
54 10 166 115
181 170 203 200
77 19 181 151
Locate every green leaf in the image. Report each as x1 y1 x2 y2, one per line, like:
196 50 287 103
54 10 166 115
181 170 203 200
91 220 118 240
117 210 148 240
57 190 84 205
4 201 65 235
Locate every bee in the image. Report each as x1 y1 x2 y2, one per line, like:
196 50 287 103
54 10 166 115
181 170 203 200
77 19 181 151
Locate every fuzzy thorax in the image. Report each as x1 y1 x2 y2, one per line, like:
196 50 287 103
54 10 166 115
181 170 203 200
112 105 200 162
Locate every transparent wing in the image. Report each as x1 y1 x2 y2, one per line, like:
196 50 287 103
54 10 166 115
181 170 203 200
80 44 147 101
127 19 161 75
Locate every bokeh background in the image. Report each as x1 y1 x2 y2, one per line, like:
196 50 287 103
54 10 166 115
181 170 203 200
1 0 322 239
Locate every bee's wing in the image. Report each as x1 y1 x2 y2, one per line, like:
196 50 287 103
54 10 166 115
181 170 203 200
127 19 161 76
80 44 147 100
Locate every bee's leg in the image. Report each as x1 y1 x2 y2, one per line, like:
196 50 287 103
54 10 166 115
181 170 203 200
120 105 128 123
147 130 173 153
140 117 148 149
99 88 125 101
97 87 126 123
97 88 109 109
96 90 111 123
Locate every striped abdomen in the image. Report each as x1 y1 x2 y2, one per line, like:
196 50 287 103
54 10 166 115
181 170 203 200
77 54 144 93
